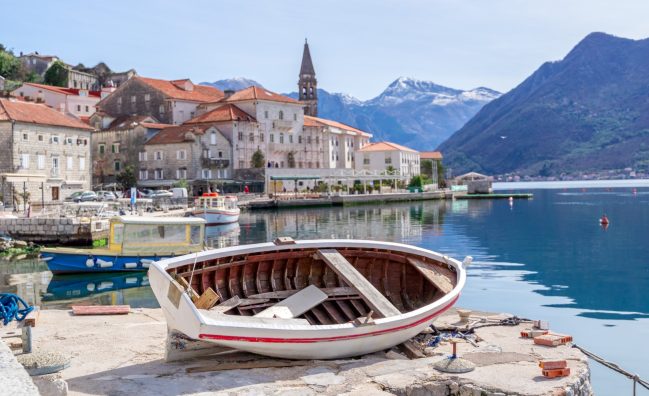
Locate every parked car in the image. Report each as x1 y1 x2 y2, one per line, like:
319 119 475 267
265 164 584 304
65 191 98 203
96 191 117 201
148 190 173 198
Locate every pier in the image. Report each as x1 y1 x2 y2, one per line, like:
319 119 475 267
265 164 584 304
2 307 591 396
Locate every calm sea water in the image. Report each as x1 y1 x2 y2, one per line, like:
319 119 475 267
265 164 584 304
3 181 648 394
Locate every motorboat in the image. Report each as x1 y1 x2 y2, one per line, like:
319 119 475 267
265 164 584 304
191 193 240 225
40 216 206 273
148 238 467 359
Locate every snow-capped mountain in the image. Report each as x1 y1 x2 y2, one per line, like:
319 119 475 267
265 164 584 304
200 77 500 150
200 77 263 92
289 77 501 149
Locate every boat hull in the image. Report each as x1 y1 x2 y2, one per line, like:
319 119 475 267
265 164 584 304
41 251 169 274
149 239 467 359
191 209 240 225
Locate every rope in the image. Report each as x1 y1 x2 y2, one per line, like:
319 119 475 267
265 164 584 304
0 293 34 326
186 252 200 298
572 344 649 391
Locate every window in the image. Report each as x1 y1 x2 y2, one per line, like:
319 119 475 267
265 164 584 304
279 133 284 144
114 161 121 172
139 152 147 161
238 160 245 168
79 157 86 171
117 97 122 111
260 133 264 142
38 135 43 142
238 132 243 141
20 154 29 169
51 136 60 144
131 95 136 104
144 94 150 103
139 169 148 180
177 150 186 160
65 137 73 145
67 156 73 170
307 136 312 144
77 105 81 112
155 151 163 160
316 136 320 144
37 155 45 170
99 144 105 155
52 157 59 172
249 133 254 142
270 134 274 143
155 169 164 180
85 105 89 112
22 133 28 141
112 143 120 153
279 111 284 120
177 168 188 179
385 157 392 164
289 135 293 144
210 132 216 145
293 113 297 121
218 151 223 158
159 104 165 114
298 136 302 144
201 169 211 179
264 110 268 119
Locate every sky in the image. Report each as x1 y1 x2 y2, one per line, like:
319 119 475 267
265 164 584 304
3 0 649 100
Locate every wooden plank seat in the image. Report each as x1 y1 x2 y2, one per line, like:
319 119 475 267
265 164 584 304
315 249 401 318
406 257 454 294
247 287 358 300
200 310 310 326
254 285 328 319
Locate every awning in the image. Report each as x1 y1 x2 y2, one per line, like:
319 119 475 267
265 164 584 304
0 173 47 183
270 176 321 181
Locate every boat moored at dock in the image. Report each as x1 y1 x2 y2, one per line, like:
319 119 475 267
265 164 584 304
40 216 206 274
191 193 240 225
149 238 467 359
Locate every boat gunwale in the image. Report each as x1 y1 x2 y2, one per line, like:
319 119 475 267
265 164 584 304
151 239 467 331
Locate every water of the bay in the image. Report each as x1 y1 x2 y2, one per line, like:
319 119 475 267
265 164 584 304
2 181 648 395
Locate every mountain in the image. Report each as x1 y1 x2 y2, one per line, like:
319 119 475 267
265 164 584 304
201 77 263 92
438 32 649 176
287 77 500 149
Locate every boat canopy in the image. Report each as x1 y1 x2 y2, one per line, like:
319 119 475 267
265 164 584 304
109 216 205 255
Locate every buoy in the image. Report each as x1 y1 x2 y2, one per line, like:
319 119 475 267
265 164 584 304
508 196 514 202
600 215 609 225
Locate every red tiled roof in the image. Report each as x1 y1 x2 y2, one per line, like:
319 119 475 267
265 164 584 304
303 115 372 137
358 141 418 153
420 151 443 160
140 122 173 129
0 98 93 130
136 77 224 102
106 115 155 130
222 86 299 104
145 124 217 145
185 104 256 124
19 83 101 98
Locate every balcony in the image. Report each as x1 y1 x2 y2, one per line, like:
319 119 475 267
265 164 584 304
201 158 230 168
272 120 293 131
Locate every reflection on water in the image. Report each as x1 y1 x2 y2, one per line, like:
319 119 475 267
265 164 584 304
3 187 649 394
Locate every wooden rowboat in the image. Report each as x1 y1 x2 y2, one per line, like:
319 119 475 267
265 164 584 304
148 238 468 359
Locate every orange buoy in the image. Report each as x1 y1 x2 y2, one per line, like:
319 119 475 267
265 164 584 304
599 215 609 225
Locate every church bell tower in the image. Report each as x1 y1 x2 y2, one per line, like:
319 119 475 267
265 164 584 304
298 39 318 117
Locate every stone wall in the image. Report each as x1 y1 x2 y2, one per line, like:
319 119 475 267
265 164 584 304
0 217 109 244
97 78 173 124
92 125 148 185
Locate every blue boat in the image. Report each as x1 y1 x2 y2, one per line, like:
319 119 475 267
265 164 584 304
40 216 206 274
42 272 150 303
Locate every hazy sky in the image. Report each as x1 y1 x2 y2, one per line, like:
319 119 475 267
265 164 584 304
3 1 649 99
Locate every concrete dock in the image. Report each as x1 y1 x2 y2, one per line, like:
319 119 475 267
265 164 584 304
4 307 591 396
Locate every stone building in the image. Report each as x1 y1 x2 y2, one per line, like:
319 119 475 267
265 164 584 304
298 39 318 116
304 116 371 169
90 115 170 187
11 82 101 120
66 68 99 91
95 76 224 126
19 52 59 77
141 123 232 193
355 141 420 178
0 98 93 205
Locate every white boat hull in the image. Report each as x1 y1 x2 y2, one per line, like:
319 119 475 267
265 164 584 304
191 208 240 225
148 239 466 359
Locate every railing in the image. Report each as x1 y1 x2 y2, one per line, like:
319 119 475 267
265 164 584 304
50 168 60 177
201 158 230 168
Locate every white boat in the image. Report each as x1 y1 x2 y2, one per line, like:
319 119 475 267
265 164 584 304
148 238 468 359
191 193 240 225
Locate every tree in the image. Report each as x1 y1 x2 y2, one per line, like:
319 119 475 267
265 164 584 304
251 149 265 168
173 179 189 189
420 159 433 179
409 175 423 189
0 51 21 80
44 61 68 87
437 162 447 188
116 165 137 190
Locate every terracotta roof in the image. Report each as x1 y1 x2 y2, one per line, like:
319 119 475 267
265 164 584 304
358 141 418 153
420 151 443 160
185 104 256 124
106 115 155 130
145 124 217 145
18 83 101 98
136 77 224 102
303 115 372 137
0 98 93 130
140 122 173 129
222 86 299 104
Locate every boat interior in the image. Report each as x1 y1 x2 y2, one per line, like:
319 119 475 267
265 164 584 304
169 242 458 326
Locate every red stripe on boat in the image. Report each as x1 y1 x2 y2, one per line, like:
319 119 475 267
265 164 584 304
199 294 459 343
